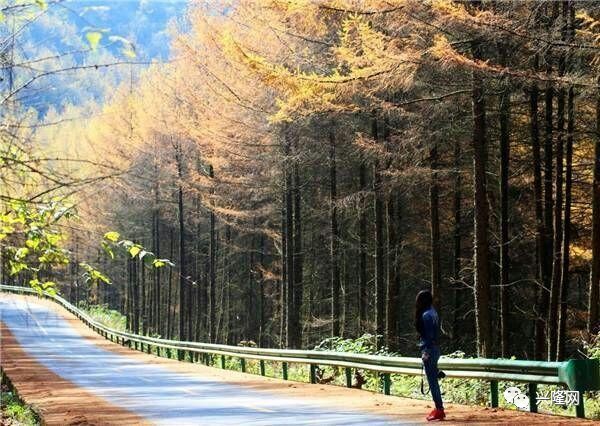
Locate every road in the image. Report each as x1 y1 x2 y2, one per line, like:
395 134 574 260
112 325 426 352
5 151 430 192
1 297 397 425
2 295 594 426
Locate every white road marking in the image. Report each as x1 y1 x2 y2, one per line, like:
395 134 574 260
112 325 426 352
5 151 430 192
241 404 275 413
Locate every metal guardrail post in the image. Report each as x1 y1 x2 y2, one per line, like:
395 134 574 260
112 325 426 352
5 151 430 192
490 380 499 408
240 358 246 373
528 383 537 413
221 355 226 369
382 373 391 395
345 367 352 388
282 362 288 380
559 358 600 418
310 364 317 384
260 360 266 376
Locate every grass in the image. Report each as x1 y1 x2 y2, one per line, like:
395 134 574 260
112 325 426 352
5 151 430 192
78 302 126 331
1 370 40 426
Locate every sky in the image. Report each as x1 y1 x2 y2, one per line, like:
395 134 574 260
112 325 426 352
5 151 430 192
6 0 190 115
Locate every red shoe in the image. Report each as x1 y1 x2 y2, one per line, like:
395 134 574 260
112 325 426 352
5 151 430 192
426 409 445 421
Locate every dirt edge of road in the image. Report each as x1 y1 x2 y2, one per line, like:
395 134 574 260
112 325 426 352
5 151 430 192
0 320 149 426
1 293 595 425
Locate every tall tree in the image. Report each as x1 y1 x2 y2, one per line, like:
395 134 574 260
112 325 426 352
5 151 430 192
329 130 341 336
589 78 600 336
470 9 492 357
499 46 511 358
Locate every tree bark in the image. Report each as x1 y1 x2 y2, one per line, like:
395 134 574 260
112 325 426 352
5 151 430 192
166 228 174 339
499 52 511 358
284 136 296 348
430 141 441 301
208 164 217 343
548 5 567 360
386 197 400 350
558 85 574 360
358 162 368 328
452 138 462 339
329 130 341 337
176 142 187 343
471 35 492 358
531 56 549 360
589 77 600 336
372 117 385 343
558 2 575 360
291 147 304 348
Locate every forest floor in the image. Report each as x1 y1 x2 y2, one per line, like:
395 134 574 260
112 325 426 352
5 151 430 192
0 293 596 425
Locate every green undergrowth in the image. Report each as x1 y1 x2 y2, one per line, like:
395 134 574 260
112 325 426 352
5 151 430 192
0 369 40 426
78 302 126 331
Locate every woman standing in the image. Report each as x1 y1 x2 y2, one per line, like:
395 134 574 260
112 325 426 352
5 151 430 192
415 290 445 421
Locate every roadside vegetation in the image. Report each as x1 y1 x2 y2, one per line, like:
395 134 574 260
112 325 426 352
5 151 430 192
78 302 127 332
0 371 40 426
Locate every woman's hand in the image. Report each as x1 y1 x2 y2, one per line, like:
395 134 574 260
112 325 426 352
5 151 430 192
422 351 430 362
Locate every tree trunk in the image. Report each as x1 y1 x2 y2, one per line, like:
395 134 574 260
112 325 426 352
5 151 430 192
430 141 441 301
471 36 492 358
558 85 574 360
152 209 161 334
166 228 174 339
558 3 575 360
540 3 559 360
280 189 287 348
548 6 567 359
452 138 462 339
208 164 217 343
284 137 295 348
176 143 187 343
386 197 400 350
258 234 265 346
330 130 341 337
133 258 140 334
372 117 385 343
499 56 511 358
358 162 368 328
292 148 303 348
589 77 600 336
531 57 549 360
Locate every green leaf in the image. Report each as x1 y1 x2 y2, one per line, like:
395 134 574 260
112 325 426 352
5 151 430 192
15 247 29 260
42 281 56 290
102 241 114 259
25 238 40 250
129 245 141 258
86 32 103 50
104 231 120 242
153 258 175 268
35 0 47 10
9 261 27 276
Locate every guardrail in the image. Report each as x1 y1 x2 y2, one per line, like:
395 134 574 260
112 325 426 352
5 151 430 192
1 284 598 418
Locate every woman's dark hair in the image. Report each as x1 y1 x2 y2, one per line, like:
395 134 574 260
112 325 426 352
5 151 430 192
414 290 433 334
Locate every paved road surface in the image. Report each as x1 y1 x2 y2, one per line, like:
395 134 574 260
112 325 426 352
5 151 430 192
1 297 398 425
